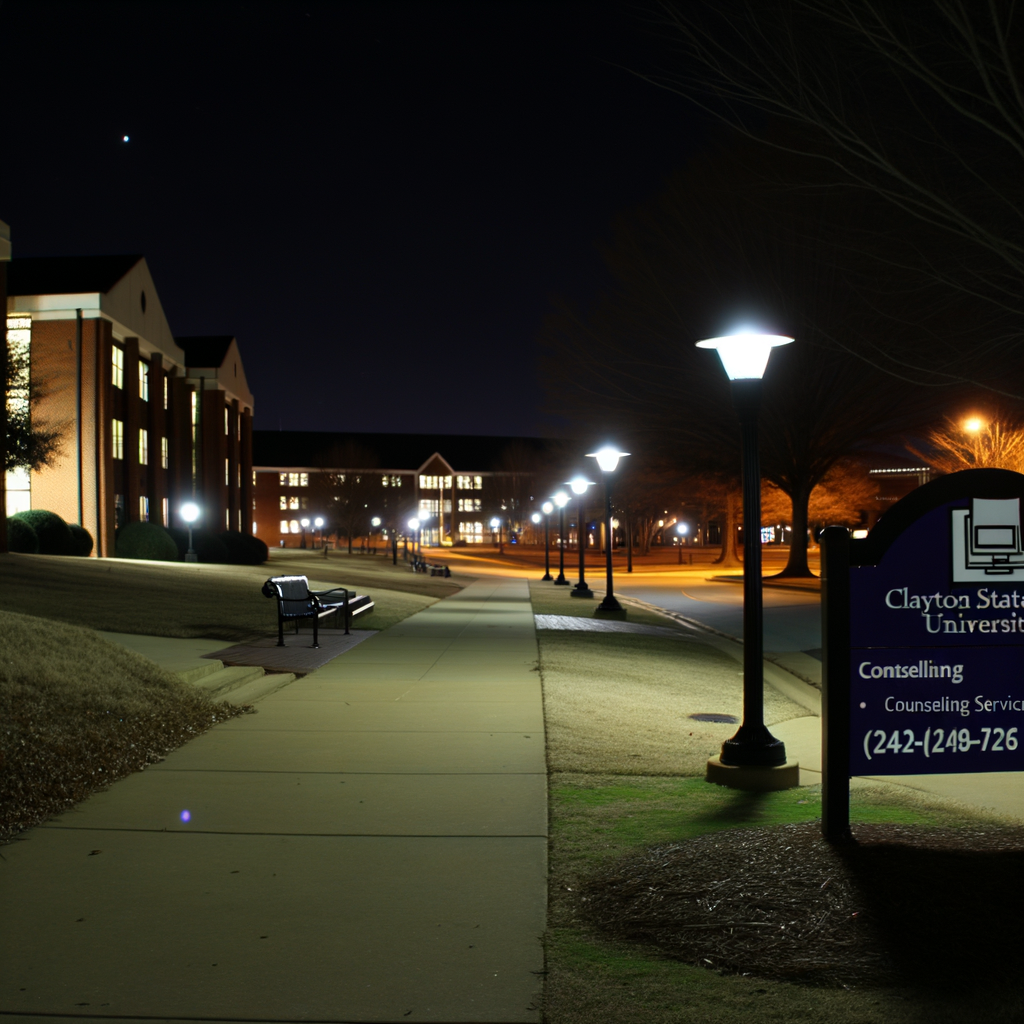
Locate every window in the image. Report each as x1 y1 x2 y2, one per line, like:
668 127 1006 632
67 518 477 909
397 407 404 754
253 470 257 485
419 475 449 489
474 475 483 490
301 496 309 509
163 376 169 410
299 472 308 487
279 496 288 510
161 436 169 469
139 428 149 465
139 362 148 401
225 458 230 485
381 475 402 487
224 408 229 435
253 522 258 535
459 521 484 543
290 520 300 534
238 509 242 531
139 496 149 521
288 472 299 486
112 419 124 460
280 520 290 534
112 346 124 389
162 497 169 526
226 509 230 529
457 475 483 490
289 496 299 510
238 465 241 488
279 473 288 486
458 497 481 512
419 499 439 516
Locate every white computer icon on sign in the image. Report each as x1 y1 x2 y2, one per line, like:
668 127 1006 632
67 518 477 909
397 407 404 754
951 497 1024 581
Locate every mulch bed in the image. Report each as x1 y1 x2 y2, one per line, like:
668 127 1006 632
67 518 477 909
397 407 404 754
580 821 1024 989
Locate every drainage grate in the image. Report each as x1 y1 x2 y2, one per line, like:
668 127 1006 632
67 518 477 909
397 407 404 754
688 712 739 724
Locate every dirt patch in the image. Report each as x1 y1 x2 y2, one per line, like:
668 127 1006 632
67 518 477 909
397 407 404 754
579 820 1024 990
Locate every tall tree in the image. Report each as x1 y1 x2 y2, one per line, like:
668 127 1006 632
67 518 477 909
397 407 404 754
645 0 1023 388
540 143 949 576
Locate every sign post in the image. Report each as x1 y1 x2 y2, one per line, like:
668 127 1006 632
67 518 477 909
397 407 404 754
822 469 1024 842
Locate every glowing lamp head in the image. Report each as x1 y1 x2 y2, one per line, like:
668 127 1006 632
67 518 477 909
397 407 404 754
677 522 688 535
408 518 420 531
696 332 793 380
300 518 310 528
553 491 569 508
963 417 985 433
314 517 324 528
586 446 629 473
568 477 593 496
531 512 542 524
490 517 501 529
371 517 381 527
541 501 554 515
180 502 200 524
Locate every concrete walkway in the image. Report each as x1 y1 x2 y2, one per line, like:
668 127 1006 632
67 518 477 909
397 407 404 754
1 578 546 1023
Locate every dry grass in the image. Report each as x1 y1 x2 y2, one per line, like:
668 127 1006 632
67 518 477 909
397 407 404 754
0 552 442 639
540 630 807 777
0 610 248 843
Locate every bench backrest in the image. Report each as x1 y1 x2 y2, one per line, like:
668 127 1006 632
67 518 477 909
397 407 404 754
263 575 315 618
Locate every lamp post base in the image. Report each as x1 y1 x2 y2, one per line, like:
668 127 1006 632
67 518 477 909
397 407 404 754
570 585 593 598
185 552 198 563
553 575 570 586
597 594 623 613
594 605 627 620
705 758 800 791
541 572 553 581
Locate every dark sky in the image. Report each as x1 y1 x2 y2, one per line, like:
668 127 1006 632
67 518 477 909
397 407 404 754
1 1 708 436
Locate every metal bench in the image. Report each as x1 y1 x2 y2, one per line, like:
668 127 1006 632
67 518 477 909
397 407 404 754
261 574 375 648
411 556 451 577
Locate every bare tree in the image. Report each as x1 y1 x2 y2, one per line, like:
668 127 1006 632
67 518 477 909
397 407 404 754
908 413 1024 474
644 0 1023 388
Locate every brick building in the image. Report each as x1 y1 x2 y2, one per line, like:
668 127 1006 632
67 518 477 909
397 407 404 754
6 255 255 555
252 431 552 548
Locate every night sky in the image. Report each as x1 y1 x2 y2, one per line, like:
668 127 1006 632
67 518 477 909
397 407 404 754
1 1 708 436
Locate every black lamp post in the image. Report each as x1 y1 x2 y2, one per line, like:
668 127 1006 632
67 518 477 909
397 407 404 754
587 447 629 613
540 501 554 581
300 517 309 549
697 332 796 780
568 476 594 598
553 491 570 585
181 501 200 562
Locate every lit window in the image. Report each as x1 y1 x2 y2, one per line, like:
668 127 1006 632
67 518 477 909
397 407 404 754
457 475 472 490
419 499 439 516
112 419 124 460
224 408 229 435
161 436 169 469
299 473 308 487
280 496 288 510
474 476 483 490
162 497 169 525
280 520 289 534
458 497 481 512
237 466 241 487
290 520 300 534
288 473 299 486
289 496 299 510
226 458 230 486
139 428 149 465
238 509 242 531
139 362 149 401
253 471 257 485
139 496 149 521
392 475 402 487
301 496 308 509
459 521 484 543
443 476 452 489
279 473 288 486
163 376 168 410
253 521 258 535
112 346 124 389
226 509 230 529
382 475 389 487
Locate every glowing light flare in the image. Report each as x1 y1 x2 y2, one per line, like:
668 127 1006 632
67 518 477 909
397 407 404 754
586 446 630 473
408 518 420 531
963 417 986 433
490 517 501 528
122 135 130 142
568 477 593 496
180 810 191 822
676 522 688 535
552 491 569 509
371 517 381 527
541 501 554 515
180 502 200 523
314 517 324 528
696 332 794 380
531 513 542 524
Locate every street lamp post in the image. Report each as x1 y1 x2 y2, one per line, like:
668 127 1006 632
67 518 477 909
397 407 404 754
371 516 381 554
697 331 798 788
314 516 324 550
408 517 420 558
586 447 629 614
568 476 594 598
552 491 570 585
540 501 554 581
300 517 310 549
181 502 200 562
677 521 688 564
490 516 503 554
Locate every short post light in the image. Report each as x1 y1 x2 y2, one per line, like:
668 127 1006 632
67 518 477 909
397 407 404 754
490 516 503 554
408 517 420 556
552 491 570 585
568 476 594 598
586 447 629 614
181 501 200 562
314 516 324 550
697 331 798 788
300 517 310 550
540 501 554 581
677 521 687 564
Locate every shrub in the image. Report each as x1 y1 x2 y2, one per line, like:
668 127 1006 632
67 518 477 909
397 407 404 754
68 523 94 557
166 526 229 563
115 522 180 562
12 510 75 555
7 517 39 553
219 530 269 565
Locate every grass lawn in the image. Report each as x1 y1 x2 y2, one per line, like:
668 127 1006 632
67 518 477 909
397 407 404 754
535 597 1023 1023
0 549 464 639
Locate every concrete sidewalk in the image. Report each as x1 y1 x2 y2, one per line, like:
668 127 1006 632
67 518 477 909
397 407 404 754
0 578 546 1023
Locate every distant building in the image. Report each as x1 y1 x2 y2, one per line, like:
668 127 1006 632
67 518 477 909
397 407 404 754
5 255 255 555
252 431 552 548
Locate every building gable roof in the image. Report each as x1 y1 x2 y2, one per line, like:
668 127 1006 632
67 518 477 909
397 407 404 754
176 336 234 368
7 254 144 296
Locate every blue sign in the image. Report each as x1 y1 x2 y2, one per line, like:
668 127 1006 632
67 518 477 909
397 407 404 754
822 470 1024 842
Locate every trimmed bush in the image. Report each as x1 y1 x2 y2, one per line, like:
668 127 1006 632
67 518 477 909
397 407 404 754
115 522 180 562
12 510 75 555
219 530 269 565
166 526 229 563
7 517 40 553
68 523 94 557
